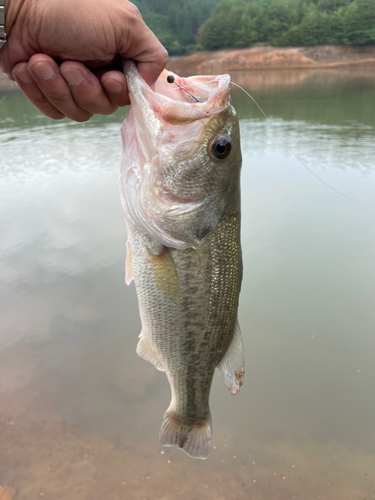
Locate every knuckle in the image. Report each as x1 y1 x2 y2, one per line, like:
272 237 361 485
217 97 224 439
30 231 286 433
49 91 72 106
125 2 142 20
144 33 169 64
32 94 49 107
159 47 169 66
36 101 64 120
74 93 116 116
73 95 94 108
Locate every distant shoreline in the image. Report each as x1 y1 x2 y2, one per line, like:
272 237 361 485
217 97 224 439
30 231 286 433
167 45 375 75
2 45 375 91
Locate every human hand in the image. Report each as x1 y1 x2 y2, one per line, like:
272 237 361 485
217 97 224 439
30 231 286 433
1 0 168 121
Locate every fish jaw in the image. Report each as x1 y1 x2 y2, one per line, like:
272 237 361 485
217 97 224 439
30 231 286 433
120 61 239 250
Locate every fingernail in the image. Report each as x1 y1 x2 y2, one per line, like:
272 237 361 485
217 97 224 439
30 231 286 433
30 62 55 81
63 68 85 86
105 78 123 94
13 65 33 84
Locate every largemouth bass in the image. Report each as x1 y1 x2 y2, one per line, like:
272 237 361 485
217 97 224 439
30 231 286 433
120 61 244 459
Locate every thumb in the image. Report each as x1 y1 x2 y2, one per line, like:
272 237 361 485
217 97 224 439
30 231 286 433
117 3 168 86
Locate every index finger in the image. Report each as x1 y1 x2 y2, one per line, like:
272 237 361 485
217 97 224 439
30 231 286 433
117 3 168 86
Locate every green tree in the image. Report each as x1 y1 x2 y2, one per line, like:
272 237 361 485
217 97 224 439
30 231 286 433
136 0 375 53
200 0 249 50
252 0 302 43
343 0 375 44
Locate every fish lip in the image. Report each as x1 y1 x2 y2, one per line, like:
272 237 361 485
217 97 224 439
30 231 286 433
123 60 231 114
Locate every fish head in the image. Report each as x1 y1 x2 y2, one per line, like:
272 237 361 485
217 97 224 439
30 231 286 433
121 61 241 249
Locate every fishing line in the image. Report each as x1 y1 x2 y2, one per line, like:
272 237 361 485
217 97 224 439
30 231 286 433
166 74 200 102
165 79 218 92
230 81 372 207
166 76 373 208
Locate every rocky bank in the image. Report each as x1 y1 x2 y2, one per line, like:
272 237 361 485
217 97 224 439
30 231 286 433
167 45 375 75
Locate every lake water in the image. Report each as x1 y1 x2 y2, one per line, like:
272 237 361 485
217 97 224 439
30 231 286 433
1 68 375 499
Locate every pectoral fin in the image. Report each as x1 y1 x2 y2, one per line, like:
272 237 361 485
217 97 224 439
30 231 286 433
125 242 134 285
217 320 245 395
148 247 180 298
136 333 165 372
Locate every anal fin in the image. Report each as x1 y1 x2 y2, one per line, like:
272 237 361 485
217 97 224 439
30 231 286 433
136 333 165 372
217 319 245 395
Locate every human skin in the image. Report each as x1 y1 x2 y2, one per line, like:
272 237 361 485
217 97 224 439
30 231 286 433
0 0 168 121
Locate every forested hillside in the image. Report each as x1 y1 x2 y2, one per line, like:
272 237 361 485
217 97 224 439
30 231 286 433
133 0 220 54
200 0 375 50
135 0 375 55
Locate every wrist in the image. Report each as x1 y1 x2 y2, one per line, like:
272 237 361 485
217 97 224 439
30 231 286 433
4 0 27 39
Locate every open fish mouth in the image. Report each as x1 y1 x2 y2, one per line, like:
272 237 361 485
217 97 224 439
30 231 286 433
154 71 231 105
123 60 231 125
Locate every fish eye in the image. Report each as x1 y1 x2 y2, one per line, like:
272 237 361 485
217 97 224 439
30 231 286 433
210 135 232 161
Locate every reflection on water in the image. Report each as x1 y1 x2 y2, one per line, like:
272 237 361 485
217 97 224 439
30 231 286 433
1 70 375 499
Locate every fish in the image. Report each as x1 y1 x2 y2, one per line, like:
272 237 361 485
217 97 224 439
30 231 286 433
119 60 244 459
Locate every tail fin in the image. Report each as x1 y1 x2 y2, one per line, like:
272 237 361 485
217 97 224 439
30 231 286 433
159 409 212 459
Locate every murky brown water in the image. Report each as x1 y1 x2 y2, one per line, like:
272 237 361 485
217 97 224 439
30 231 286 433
1 69 375 499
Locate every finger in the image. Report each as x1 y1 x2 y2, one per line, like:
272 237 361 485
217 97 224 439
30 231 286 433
60 61 118 115
12 62 65 120
137 48 168 89
118 3 169 86
28 55 93 122
136 32 169 88
100 71 130 107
